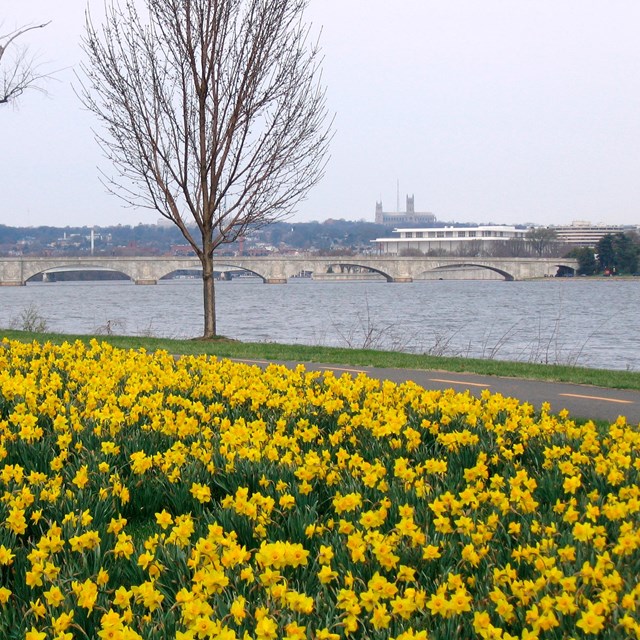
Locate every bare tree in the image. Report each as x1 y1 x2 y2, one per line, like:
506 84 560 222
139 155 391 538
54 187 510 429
503 237 527 257
526 227 559 257
454 239 483 257
79 0 332 338
0 21 50 105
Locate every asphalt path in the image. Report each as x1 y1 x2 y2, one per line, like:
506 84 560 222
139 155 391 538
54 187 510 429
233 358 640 424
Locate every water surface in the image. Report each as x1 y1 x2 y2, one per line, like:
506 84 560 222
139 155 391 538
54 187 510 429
0 278 637 371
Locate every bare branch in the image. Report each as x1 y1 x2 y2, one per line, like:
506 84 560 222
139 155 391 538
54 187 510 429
0 21 51 105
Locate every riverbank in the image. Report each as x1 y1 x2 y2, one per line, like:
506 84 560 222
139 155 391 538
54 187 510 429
3 328 640 391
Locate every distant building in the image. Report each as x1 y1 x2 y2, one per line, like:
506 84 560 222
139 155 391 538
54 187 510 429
373 225 526 255
548 221 631 246
171 244 196 256
375 195 436 227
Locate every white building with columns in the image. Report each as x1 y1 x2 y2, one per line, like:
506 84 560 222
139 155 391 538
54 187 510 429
373 225 527 255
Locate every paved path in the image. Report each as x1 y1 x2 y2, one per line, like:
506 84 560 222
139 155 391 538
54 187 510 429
234 358 640 424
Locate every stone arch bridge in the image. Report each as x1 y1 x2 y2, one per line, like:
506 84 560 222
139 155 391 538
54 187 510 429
0 255 577 285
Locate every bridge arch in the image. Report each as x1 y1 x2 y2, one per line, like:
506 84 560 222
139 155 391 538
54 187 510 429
425 263 515 281
211 261 267 282
150 259 200 281
159 268 202 281
554 263 576 277
322 261 393 282
23 263 135 283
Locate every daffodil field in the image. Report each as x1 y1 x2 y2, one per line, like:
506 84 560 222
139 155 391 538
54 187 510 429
1 339 640 640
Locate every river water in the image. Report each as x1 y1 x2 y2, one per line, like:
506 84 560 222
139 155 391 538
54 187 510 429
0 278 638 371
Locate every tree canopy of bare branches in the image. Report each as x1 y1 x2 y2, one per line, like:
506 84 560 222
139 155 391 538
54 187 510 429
79 0 332 338
526 227 560 257
0 21 50 105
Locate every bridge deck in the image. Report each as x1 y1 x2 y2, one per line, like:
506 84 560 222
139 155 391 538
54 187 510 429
0 255 579 285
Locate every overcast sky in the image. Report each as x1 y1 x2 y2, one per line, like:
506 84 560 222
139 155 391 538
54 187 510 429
2 1 639 228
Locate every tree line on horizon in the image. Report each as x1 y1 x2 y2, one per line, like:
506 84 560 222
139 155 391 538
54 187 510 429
0 220 391 255
0 219 515 256
2 224 639 270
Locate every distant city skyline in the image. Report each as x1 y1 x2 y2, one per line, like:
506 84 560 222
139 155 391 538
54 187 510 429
2 1 639 228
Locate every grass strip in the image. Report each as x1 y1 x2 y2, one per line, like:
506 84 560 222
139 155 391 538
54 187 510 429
2 328 639 391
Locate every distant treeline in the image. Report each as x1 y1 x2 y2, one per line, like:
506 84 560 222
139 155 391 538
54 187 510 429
0 219 473 254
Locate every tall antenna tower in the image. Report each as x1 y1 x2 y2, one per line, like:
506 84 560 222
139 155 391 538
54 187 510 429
396 179 400 213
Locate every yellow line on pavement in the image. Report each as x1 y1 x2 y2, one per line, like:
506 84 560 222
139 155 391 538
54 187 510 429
559 393 633 405
318 366 366 374
429 378 490 388
233 358 271 365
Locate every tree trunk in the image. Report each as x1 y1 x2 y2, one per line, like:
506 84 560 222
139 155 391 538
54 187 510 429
201 253 216 338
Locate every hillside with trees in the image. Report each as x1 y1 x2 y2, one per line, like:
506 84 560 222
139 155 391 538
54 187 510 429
0 220 390 257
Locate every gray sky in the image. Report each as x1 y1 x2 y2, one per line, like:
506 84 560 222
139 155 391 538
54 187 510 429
2 1 639 228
